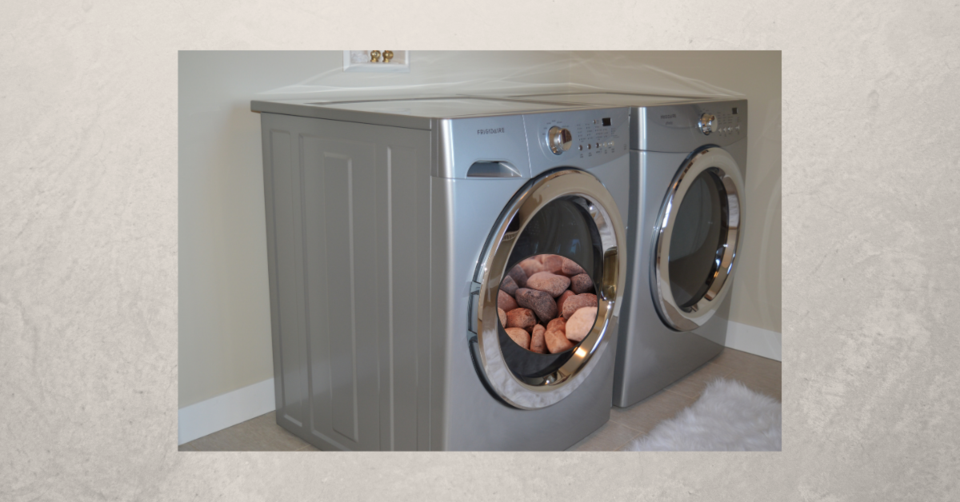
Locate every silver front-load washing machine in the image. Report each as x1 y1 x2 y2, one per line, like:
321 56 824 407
251 97 630 450
502 92 748 407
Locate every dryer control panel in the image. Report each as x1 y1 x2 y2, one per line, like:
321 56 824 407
634 100 747 152
703 107 742 138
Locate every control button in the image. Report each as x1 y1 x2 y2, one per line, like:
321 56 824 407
547 126 573 155
578 145 583 151
595 142 600 148
698 113 717 135
587 144 591 150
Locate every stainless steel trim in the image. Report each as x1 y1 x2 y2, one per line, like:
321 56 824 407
698 113 716 136
546 126 573 155
473 169 627 409
652 147 744 331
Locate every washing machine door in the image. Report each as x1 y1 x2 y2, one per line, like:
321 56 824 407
468 168 627 410
652 147 745 332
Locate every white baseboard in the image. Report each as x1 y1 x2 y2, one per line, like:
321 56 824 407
725 321 781 361
178 378 277 445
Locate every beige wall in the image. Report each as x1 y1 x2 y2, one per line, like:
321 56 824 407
178 51 781 408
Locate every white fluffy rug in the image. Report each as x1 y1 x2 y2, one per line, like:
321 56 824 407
624 379 781 451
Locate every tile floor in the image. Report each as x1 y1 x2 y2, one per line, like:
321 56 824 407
179 348 780 452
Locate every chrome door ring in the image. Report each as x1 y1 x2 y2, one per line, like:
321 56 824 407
653 147 744 332
472 169 627 410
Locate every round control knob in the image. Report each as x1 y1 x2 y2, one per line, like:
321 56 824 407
698 113 717 135
547 126 572 155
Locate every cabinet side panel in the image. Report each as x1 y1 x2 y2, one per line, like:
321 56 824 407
260 113 433 451
300 136 333 440
388 144 422 451
269 127 308 429
300 131 381 451
260 116 285 424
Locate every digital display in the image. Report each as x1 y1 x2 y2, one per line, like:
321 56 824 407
732 107 738 115
602 117 611 126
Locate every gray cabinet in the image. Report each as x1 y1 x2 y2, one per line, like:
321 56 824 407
259 113 432 450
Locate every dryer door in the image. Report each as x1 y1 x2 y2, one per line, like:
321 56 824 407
652 147 745 332
469 169 627 410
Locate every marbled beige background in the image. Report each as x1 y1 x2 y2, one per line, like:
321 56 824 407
2 1 958 501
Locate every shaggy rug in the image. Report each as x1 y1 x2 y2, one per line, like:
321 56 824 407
624 378 781 451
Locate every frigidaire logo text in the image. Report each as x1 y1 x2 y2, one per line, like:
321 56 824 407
477 127 505 135
660 114 676 119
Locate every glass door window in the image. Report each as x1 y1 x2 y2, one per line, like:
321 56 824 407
471 169 626 410
653 148 744 332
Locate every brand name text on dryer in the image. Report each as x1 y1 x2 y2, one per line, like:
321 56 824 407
660 114 676 119
477 128 505 135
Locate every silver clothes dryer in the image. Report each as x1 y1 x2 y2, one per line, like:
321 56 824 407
251 97 631 450
502 92 749 407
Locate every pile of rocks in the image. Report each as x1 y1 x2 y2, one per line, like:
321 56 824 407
497 254 598 354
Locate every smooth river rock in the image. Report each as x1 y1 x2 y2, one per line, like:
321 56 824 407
570 273 595 295
514 288 558 324
505 328 531 350
544 327 574 354
565 306 597 343
498 290 518 311
560 257 586 276
561 293 598 319
525 272 571 298
529 324 547 354
500 275 518 296
505 308 537 331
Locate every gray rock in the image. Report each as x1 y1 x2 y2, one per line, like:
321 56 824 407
507 265 527 288
570 273 595 295
515 288 558 324
500 275 518 296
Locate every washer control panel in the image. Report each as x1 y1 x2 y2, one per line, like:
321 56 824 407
575 116 619 156
528 108 629 175
539 114 623 160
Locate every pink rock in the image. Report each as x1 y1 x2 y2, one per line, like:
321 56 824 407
518 257 545 278
561 293 598 319
544 327 574 354
546 317 566 335
505 328 531 350
565 307 597 343
505 308 537 331
541 255 564 274
514 288 558 324
529 325 547 354
570 273 595 295
526 272 571 298
498 308 507 328
498 290 518 311
561 257 586 276
556 290 575 313
500 275 518 296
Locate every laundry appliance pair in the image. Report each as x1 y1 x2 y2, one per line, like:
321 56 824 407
250 93 746 450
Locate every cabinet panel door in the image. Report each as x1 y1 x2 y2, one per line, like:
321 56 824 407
300 131 380 451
